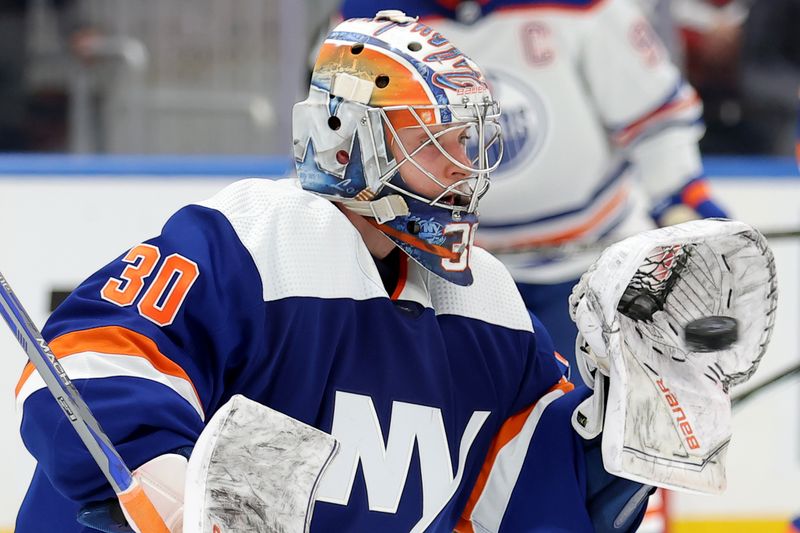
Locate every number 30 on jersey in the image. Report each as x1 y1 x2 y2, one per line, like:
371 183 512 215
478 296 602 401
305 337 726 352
100 243 199 326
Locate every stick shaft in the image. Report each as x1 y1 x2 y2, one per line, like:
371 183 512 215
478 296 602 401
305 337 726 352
0 270 168 533
732 363 800 408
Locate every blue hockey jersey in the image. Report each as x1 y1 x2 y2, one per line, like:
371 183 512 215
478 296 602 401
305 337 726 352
15 178 567 532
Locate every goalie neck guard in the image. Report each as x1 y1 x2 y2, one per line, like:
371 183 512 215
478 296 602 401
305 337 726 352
292 10 503 286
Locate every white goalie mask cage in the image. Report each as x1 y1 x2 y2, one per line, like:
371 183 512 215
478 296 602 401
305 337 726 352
293 80 503 215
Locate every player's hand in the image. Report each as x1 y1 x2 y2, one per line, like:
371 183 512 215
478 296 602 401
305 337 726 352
124 454 187 532
78 498 135 533
77 454 186 533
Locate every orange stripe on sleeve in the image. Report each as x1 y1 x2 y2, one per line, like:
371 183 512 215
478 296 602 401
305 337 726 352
681 180 711 209
482 183 629 251
456 380 574 532
456 516 476 533
554 351 570 367
14 326 202 413
15 362 36 398
615 92 701 146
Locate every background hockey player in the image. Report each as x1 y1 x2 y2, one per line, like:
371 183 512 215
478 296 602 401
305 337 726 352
338 0 729 388
12 10 774 533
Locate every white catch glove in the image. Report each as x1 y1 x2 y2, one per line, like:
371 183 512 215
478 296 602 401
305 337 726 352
569 219 777 494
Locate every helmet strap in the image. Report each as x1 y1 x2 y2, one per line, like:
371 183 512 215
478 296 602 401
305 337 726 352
339 195 410 224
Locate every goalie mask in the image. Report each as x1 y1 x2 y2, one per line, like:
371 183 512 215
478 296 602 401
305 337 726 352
293 10 503 286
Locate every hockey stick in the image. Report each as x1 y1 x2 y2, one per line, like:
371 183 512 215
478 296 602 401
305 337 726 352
731 362 800 409
489 227 800 257
0 270 169 533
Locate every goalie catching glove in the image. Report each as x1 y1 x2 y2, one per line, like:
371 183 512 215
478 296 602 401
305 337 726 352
569 219 777 494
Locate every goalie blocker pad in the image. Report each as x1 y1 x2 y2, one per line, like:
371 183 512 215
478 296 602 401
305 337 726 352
183 395 339 532
569 219 777 494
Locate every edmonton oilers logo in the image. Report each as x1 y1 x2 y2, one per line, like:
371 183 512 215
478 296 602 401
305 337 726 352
484 68 548 181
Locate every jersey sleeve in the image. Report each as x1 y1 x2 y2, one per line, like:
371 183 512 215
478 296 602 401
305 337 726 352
15 203 266 504
454 313 574 530
457 386 651 533
458 381 577 531
510 313 570 415
582 0 706 201
456 309 655 532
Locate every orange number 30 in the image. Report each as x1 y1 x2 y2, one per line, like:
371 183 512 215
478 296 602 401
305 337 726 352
101 244 199 326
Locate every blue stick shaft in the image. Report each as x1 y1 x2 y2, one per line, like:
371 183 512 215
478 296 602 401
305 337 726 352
0 270 133 494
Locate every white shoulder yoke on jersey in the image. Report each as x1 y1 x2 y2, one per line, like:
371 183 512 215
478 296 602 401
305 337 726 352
198 178 533 333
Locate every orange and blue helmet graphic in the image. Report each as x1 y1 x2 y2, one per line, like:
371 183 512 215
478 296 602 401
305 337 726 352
310 14 491 127
292 11 501 285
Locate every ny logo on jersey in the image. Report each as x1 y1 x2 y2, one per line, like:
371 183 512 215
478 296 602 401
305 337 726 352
316 391 490 531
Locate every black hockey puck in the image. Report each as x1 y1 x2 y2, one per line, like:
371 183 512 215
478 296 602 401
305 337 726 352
684 316 739 352
617 286 661 322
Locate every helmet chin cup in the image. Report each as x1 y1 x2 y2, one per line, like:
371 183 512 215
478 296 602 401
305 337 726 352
373 195 478 286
